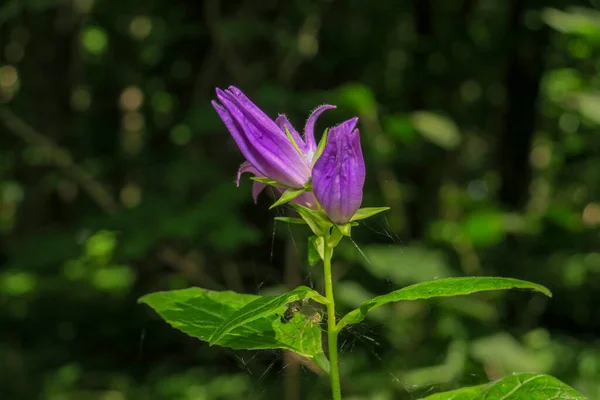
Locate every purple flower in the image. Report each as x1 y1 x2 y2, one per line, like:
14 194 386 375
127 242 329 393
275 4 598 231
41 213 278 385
212 86 334 205
312 117 365 224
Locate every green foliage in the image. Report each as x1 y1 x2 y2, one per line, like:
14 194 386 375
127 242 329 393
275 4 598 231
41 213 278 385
208 286 328 344
2 0 600 398
140 287 330 373
421 373 587 400
338 277 551 328
410 112 462 150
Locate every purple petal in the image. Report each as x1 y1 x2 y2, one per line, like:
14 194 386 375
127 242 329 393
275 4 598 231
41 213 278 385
226 86 285 139
214 90 311 187
303 104 336 156
236 161 260 187
276 114 306 150
312 117 365 224
236 161 266 203
292 191 319 209
252 181 267 203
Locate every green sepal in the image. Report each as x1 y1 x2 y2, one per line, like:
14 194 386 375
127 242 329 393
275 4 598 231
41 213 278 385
350 207 391 222
308 235 325 266
311 128 329 166
284 126 304 158
337 223 352 237
328 226 344 248
250 176 288 188
269 188 306 209
291 204 333 237
274 217 306 225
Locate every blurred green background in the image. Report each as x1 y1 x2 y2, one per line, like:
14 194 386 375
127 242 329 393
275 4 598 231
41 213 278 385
1 0 600 399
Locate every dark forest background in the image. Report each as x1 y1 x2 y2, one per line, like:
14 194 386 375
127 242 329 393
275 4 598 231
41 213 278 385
1 0 600 399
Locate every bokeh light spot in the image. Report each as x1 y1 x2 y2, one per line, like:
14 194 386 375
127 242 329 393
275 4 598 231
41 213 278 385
152 91 174 114
130 15 152 40
81 26 108 55
119 86 144 111
582 203 600 227
170 124 192 145
120 183 142 208
71 86 92 111
460 80 482 102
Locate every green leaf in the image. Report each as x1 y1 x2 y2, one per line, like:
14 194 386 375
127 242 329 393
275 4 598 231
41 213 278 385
337 277 551 329
350 207 391 222
542 7 600 38
312 128 329 166
308 235 324 266
209 286 328 346
139 288 330 373
291 204 333 236
410 111 461 150
420 373 587 400
274 217 306 225
269 188 306 209
471 333 552 373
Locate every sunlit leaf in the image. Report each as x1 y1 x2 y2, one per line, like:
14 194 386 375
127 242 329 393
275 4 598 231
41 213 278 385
410 111 461 149
337 277 551 329
470 333 552 374
209 286 328 345
576 92 600 124
420 373 586 399
403 340 467 388
139 287 330 373
542 7 600 38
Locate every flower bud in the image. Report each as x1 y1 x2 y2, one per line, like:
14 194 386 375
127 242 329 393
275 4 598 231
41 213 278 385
312 117 365 224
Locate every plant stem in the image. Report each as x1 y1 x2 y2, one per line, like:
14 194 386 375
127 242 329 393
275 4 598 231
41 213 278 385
323 239 342 400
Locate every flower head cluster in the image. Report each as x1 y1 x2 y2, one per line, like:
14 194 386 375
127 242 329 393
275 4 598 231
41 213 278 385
212 86 366 224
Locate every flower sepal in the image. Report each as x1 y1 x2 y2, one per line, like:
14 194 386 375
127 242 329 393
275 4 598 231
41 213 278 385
269 188 307 209
311 128 329 167
274 217 306 225
250 176 289 189
291 204 333 237
328 226 344 248
308 235 325 266
349 207 390 222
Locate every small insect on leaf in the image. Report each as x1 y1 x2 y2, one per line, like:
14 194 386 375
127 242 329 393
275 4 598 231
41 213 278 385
281 300 304 324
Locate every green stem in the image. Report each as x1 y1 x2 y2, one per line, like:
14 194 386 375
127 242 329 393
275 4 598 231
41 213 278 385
323 238 342 400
